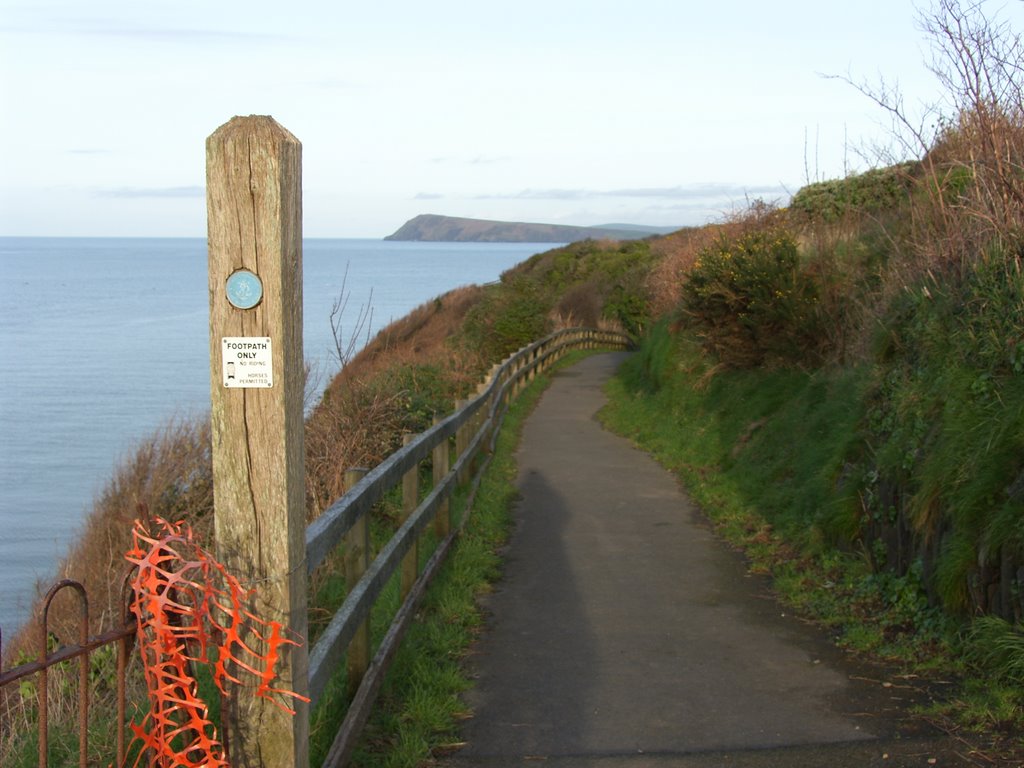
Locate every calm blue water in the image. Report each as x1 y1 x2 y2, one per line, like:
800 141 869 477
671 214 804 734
0 237 553 635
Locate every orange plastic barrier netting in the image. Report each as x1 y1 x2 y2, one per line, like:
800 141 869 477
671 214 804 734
124 518 307 768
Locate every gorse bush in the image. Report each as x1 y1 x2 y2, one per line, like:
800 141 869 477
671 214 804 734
681 226 823 367
789 164 919 225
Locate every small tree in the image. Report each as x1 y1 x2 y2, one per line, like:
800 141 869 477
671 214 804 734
834 0 1024 270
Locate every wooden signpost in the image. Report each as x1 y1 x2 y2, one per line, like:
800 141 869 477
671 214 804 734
207 115 309 768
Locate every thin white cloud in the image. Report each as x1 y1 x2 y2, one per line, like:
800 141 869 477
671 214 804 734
311 77 359 90
2 14 298 45
613 184 788 200
83 25 295 44
98 186 204 199
475 183 789 202
430 155 508 166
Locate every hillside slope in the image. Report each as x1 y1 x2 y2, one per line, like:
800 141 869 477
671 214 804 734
383 213 669 242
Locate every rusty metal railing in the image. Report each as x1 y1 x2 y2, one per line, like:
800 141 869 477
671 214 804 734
0 577 137 768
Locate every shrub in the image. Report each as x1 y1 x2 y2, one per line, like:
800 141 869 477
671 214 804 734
506 238 660 337
603 283 647 336
965 616 1024 687
681 227 824 367
646 227 722 316
789 164 918 225
553 280 603 327
857 247 1024 618
376 362 461 434
459 276 551 361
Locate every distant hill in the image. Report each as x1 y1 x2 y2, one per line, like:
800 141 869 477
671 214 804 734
384 214 677 243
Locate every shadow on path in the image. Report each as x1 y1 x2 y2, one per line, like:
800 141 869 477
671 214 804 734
442 353 974 768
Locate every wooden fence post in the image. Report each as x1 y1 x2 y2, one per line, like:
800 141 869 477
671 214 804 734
510 357 521 398
432 415 451 538
454 399 470 485
343 468 371 697
475 380 491 459
207 115 308 768
401 434 419 601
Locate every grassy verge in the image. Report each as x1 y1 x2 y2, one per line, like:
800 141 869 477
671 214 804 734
598 324 1024 762
600 334 927 646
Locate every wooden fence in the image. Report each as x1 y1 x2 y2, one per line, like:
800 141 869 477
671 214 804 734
305 326 631 767
0 326 631 768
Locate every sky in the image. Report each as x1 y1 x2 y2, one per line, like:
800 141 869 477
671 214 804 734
1 0 1022 238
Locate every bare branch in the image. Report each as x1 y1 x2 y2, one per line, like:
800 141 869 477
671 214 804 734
328 263 375 372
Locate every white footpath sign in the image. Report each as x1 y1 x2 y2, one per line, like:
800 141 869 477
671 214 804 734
222 337 274 388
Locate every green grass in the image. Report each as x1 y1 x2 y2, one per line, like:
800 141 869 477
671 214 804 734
308 486 447 766
601 324 951 648
0 651 148 768
604 322 867 554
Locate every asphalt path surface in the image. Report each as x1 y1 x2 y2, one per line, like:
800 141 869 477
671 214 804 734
439 352 980 767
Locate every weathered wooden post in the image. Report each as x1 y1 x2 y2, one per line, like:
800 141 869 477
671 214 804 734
207 115 309 768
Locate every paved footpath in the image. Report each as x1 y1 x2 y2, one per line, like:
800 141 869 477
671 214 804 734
440 352 977 768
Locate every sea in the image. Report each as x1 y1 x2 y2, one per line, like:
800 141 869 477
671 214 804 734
0 237 556 636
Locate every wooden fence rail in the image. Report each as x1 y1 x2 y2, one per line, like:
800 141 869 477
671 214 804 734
0 326 631 768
